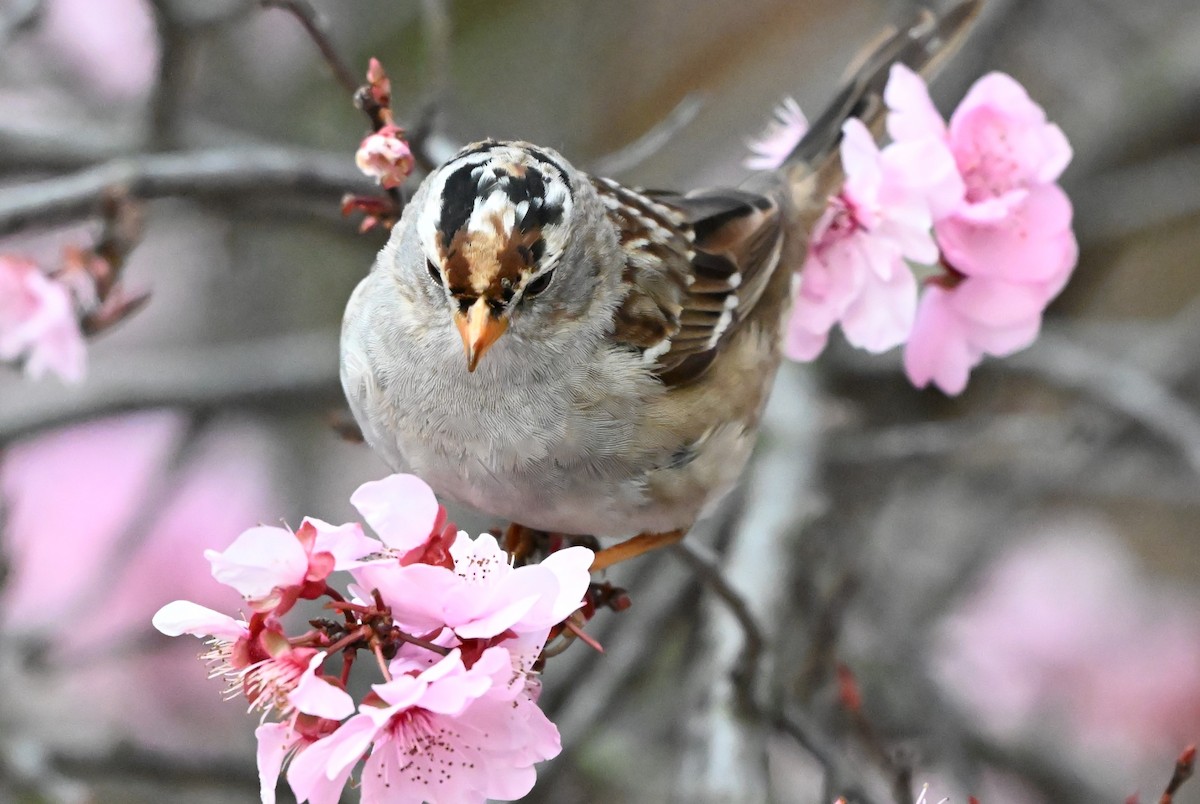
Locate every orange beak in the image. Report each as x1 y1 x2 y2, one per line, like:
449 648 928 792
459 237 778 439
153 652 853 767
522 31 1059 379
454 297 508 372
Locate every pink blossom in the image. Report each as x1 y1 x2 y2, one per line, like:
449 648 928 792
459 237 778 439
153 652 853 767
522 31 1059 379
153 601 328 721
0 255 86 383
289 653 355 721
205 517 378 614
786 119 962 360
933 526 1200 767
744 96 808 171
152 600 250 642
1 413 280 758
350 473 442 555
353 531 593 640
39 0 158 101
885 65 1078 394
289 647 560 803
356 125 414 189
257 713 349 804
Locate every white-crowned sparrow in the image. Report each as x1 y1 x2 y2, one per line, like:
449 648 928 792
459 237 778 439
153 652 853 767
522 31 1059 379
341 2 979 567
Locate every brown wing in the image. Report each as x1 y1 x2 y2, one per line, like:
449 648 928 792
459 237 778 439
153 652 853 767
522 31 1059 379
591 175 786 387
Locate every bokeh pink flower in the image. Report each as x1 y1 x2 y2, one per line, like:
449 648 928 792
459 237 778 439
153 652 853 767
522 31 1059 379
0 255 87 383
933 525 1200 769
745 96 809 171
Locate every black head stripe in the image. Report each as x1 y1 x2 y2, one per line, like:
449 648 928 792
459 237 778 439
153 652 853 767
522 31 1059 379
438 162 478 247
523 146 570 183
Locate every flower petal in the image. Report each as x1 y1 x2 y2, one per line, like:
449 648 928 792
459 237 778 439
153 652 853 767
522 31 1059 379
289 653 355 720
151 600 248 639
205 525 308 599
349 473 439 552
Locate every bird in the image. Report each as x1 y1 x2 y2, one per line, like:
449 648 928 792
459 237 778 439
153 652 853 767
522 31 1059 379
340 2 981 570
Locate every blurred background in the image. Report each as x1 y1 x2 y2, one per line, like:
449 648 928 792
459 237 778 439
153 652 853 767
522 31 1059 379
0 0 1197 801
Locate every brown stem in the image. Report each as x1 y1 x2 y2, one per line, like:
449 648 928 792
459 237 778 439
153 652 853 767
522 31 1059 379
391 627 451 657
324 624 372 655
372 641 393 681
0 146 370 236
1161 744 1196 803
260 0 359 95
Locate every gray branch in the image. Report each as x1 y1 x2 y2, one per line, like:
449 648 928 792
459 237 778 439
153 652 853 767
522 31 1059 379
0 146 372 235
0 329 343 445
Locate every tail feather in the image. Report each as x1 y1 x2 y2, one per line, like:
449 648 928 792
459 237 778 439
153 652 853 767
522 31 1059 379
784 0 982 207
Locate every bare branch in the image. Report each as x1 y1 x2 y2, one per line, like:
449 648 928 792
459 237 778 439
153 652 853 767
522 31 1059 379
0 329 342 444
146 0 198 150
0 146 370 236
587 93 706 177
1073 144 1200 244
1160 744 1196 803
770 706 888 804
1006 332 1200 477
0 0 42 45
260 0 359 95
670 542 765 710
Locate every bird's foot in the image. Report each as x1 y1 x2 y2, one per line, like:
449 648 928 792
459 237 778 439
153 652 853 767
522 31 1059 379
589 529 685 572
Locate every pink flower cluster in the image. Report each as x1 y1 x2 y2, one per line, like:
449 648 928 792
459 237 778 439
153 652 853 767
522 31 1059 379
0 255 87 383
355 125 414 190
153 473 594 804
750 66 1077 395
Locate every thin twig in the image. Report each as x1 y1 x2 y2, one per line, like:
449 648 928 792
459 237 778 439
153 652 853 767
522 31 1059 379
1160 744 1196 803
0 146 370 235
147 0 197 150
1006 332 1200 477
0 0 41 45
670 542 765 712
260 0 359 95
770 706 887 804
587 93 706 177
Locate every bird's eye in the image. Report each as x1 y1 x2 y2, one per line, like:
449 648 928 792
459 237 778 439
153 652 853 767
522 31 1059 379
524 268 555 297
426 260 444 287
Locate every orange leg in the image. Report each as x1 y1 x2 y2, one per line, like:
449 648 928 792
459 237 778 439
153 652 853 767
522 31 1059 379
502 523 539 564
590 529 686 572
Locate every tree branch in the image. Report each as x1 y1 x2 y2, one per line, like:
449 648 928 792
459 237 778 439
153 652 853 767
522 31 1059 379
0 146 371 235
260 0 359 95
587 93 706 178
1006 332 1200 477
0 329 342 444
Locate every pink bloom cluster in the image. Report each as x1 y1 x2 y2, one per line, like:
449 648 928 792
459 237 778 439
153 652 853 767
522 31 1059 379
356 125 414 190
753 66 1077 395
934 528 1200 768
154 473 594 804
0 255 87 383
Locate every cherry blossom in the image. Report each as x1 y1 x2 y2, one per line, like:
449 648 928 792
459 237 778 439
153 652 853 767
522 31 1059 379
353 530 594 640
257 719 349 804
744 96 808 171
289 646 559 804
356 124 415 189
153 602 326 720
350 472 443 556
785 118 962 360
153 472 592 803
0 255 87 383
933 525 1200 769
206 517 378 614
885 64 1077 394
